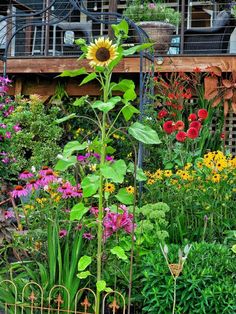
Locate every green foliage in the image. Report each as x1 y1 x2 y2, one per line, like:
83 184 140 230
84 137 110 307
136 202 169 252
9 97 63 173
123 0 181 26
140 243 236 313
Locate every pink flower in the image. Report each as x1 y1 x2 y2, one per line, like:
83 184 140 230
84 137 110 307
4 210 15 219
103 207 135 240
19 170 34 179
11 185 29 198
83 232 95 240
106 155 114 162
38 166 53 176
90 206 99 217
25 179 40 191
40 169 57 185
5 131 11 139
148 3 156 9
59 229 67 238
189 121 201 131
13 124 21 132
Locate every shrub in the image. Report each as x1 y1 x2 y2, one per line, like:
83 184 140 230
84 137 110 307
140 242 236 313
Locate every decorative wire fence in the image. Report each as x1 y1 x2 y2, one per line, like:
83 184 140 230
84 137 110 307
0 280 125 314
0 0 236 58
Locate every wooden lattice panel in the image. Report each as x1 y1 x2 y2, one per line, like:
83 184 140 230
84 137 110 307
225 111 236 155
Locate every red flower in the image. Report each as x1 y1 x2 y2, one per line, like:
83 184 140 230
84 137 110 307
174 120 185 131
189 120 201 131
158 109 168 119
176 131 187 142
153 76 158 81
187 127 199 139
220 133 225 139
188 113 197 121
193 67 201 73
198 109 208 120
163 120 174 134
168 93 176 99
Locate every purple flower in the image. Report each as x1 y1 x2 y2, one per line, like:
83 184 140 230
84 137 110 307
11 185 30 198
2 157 10 164
77 155 87 162
0 123 7 128
25 179 41 191
5 132 11 139
19 170 34 179
59 229 67 238
106 155 114 162
90 206 99 216
4 210 15 219
148 3 156 9
83 232 95 240
93 153 100 160
57 181 82 199
13 124 21 132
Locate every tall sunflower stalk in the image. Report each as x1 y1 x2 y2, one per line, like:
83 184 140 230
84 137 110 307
57 20 159 314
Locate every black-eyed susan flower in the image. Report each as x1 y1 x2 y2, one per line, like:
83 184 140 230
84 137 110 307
211 173 221 183
86 37 118 67
104 183 115 193
126 186 135 194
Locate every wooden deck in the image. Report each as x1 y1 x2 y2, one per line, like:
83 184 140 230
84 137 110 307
2 55 236 96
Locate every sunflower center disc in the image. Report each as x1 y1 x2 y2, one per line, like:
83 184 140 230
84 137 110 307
96 47 110 62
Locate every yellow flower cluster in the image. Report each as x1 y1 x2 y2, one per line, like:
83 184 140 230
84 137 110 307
145 151 236 186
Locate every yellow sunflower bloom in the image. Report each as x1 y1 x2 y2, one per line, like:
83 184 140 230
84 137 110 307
126 186 135 194
211 173 221 183
86 37 118 68
104 183 115 193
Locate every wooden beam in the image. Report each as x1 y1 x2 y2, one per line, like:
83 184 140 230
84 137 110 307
1 55 236 75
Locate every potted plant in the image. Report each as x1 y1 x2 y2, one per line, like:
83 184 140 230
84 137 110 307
123 0 181 54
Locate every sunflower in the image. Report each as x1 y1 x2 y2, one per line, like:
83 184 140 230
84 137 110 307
86 37 118 68
104 183 115 193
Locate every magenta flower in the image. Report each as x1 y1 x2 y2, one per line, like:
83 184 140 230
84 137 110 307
13 124 21 132
90 206 99 217
59 229 67 238
57 181 74 193
83 232 95 240
4 210 15 219
148 3 156 9
40 169 57 185
93 153 100 160
2 157 10 164
5 132 11 139
11 185 30 198
25 179 41 191
58 181 82 199
0 123 7 128
106 155 114 162
103 206 135 240
77 155 87 162
38 166 53 176
19 170 34 179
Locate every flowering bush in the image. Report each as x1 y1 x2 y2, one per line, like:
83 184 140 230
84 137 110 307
144 151 236 242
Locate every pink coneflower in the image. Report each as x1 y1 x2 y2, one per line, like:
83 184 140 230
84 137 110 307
26 179 40 191
176 131 187 142
106 155 114 162
187 127 199 139
93 153 100 160
0 123 7 128
19 170 34 180
40 169 57 185
148 3 156 9
38 166 51 176
57 181 73 193
2 157 10 164
77 155 87 162
75 223 83 231
5 132 11 139
59 229 67 238
90 206 99 217
11 185 29 198
83 232 95 240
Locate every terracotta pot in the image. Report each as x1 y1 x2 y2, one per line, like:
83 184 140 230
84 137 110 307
137 21 175 54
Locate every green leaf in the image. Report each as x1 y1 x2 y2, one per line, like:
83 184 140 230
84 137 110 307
73 96 88 107
58 68 87 77
92 96 121 113
63 141 88 157
55 113 76 124
232 244 236 254
100 160 127 183
75 38 86 46
112 19 129 38
80 72 97 86
112 79 135 93
96 280 106 292
115 188 134 205
122 43 153 56
110 246 128 260
164 162 174 170
81 175 100 197
124 88 137 101
122 104 139 121
78 255 92 271
54 156 77 171
70 203 89 221
77 271 91 279
127 162 147 181
128 122 161 144
105 287 113 293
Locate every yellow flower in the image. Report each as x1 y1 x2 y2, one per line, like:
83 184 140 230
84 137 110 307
24 204 34 210
126 186 135 194
36 198 47 204
154 169 163 180
104 183 115 193
211 173 221 183
147 178 155 185
196 161 203 169
113 134 120 139
164 170 172 177
89 164 97 172
86 37 118 67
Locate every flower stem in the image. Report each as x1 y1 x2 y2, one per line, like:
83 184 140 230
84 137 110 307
172 278 177 314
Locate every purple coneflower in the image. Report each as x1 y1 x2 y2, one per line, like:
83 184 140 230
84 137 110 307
11 185 29 198
25 179 40 191
13 124 21 132
83 232 94 240
59 229 67 238
19 170 34 180
4 210 15 219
